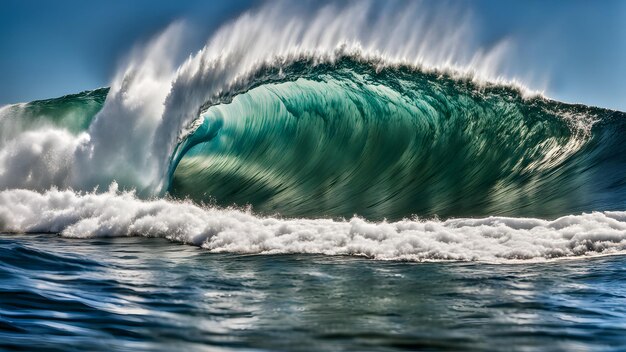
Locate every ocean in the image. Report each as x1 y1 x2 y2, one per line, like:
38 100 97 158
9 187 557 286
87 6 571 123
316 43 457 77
1 234 625 351
1 2 625 350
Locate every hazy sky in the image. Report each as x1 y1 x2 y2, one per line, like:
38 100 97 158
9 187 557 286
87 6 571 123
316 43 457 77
1 0 624 110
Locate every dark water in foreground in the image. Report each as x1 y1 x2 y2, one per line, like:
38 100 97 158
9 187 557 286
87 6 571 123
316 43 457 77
0 234 625 351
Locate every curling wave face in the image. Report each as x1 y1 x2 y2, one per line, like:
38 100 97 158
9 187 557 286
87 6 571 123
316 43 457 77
169 58 626 219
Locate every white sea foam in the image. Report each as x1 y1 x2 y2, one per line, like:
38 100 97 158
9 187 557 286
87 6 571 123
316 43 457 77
1 186 625 262
0 129 89 190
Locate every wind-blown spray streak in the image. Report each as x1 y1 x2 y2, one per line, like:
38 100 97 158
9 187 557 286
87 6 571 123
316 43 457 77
0 1 625 261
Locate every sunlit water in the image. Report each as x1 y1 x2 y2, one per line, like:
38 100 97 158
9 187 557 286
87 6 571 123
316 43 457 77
0 234 625 351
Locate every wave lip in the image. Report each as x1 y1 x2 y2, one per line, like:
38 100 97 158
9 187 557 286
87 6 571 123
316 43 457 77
2 187 626 263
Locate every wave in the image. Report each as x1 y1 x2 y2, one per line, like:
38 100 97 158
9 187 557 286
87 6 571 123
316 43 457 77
1 1 625 261
169 57 626 220
4 57 624 220
0 88 108 136
0 89 108 190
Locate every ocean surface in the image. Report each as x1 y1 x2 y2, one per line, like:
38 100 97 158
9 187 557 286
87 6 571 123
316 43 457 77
1 233 625 352
1 2 626 350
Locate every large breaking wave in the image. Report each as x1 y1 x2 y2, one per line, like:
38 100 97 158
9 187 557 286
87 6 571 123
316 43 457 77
170 58 626 220
1 1 625 261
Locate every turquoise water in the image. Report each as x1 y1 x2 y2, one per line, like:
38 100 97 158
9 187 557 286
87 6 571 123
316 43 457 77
170 59 626 220
1 233 625 351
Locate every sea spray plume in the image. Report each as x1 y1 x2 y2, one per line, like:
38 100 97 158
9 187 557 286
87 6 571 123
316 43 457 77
1 187 626 262
0 24 184 194
151 0 516 193
71 23 186 193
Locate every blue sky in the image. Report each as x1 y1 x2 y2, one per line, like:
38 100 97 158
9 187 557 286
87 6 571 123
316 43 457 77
1 0 624 110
